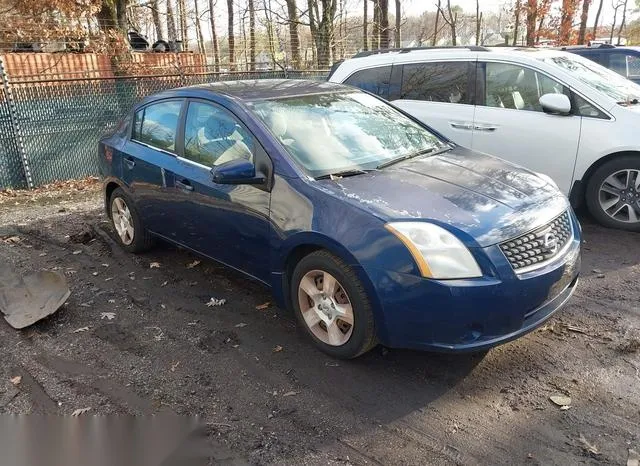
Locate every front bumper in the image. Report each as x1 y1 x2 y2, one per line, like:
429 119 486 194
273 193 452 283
368 229 581 352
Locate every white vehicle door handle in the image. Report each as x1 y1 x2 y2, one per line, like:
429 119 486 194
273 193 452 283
449 122 474 130
474 124 497 132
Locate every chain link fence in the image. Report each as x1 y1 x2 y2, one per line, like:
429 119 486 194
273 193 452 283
0 63 328 190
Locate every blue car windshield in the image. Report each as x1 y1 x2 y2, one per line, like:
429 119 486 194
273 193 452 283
247 91 444 178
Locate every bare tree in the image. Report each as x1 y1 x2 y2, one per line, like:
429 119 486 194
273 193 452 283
432 0 441 45
395 0 401 47
438 0 458 46
194 0 205 53
610 0 623 43
285 0 302 68
592 0 604 38
249 0 256 70
208 0 220 71
379 0 390 48
167 0 178 41
148 0 164 40
316 0 337 66
577 0 591 44
363 0 368 50
616 0 628 44
178 0 189 49
227 0 235 70
308 0 318 63
372 0 380 48
526 0 537 46
476 0 482 45
513 0 521 45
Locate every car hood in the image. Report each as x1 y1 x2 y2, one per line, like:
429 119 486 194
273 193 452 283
316 146 569 247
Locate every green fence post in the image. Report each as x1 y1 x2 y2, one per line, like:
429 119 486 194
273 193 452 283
0 57 33 189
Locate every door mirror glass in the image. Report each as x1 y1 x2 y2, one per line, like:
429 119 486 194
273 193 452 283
210 158 264 185
539 93 572 115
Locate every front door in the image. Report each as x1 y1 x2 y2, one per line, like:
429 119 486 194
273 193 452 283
168 100 272 283
472 61 581 194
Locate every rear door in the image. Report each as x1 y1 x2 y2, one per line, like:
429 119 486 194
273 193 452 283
390 60 477 148
471 61 581 194
122 99 184 235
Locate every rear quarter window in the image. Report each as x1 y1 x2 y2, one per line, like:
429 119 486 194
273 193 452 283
343 66 392 99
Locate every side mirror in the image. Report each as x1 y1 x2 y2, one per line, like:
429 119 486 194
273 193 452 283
539 93 572 115
210 158 265 185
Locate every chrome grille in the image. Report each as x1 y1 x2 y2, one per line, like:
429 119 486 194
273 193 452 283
500 211 573 273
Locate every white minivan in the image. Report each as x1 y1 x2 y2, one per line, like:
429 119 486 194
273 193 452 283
329 47 640 231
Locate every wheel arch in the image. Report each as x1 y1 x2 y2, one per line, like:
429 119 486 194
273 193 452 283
570 151 640 208
103 178 127 218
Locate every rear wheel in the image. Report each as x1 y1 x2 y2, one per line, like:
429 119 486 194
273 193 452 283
109 188 154 253
585 156 640 231
290 251 377 359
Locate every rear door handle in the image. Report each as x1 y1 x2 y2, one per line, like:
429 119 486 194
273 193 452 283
124 157 136 169
449 122 474 130
175 179 194 192
474 124 497 132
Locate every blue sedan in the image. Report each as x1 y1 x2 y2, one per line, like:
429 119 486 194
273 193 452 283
99 80 581 359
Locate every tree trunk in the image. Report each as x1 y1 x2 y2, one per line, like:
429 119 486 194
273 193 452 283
559 0 577 45
227 0 235 70
576 0 591 44
308 0 318 65
395 0 401 47
249 0 256 70
536 11 545 42
178 0 189 49
116 0 128 31
610 4 618 43
447 0 456 46
592 0 604 39
285 0 301 68
526 0 537 46
372 0 380 49
166 0 177 41
194 0 205 53
208 0 220 71
363 0 368 50
513 0 521 46
316 0 337 67
379 0 390 48
149 0 164 40
617 0 628 45
432 0 441 46
476 0 482 45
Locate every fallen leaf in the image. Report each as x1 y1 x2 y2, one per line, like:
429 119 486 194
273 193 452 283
161 281 168 287
170 361 180 372
104 277 114 282
186 260 201 269
73 327 90 333
72 250 82 255
579 433 599 455
71 407 91 416
628 448 639 466
206 298 226 307
101 263 109 267
39 252 47 257
560 405 571 411
3 236 21 244
92 272 99 276
10 376 21 385
566 325 587 334
549 395 571 407
108 299 115 304
283 391 298 397
149 262 161 268
273 345 283 353
235 323 248 328
255 302 270 310
100 312 116 320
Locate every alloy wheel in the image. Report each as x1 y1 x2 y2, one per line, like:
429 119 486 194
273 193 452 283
111 197 135 245
297 270 354 346
598 169 640 224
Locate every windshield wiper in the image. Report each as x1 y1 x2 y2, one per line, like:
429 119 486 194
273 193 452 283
315 168 372 180
376 145 450 170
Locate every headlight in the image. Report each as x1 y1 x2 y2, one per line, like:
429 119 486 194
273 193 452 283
385 222 482 279
535 172 559 189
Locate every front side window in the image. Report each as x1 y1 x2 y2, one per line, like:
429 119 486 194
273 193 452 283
484 62 566 112
401 62 470 104
183 102 254 167
247 91 444 178
132 100 182 151
344 66 392 99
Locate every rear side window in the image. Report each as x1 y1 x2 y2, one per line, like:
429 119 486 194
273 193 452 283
610 53 640 79
132 100 182 151
344 66 392 99
400 62 471 104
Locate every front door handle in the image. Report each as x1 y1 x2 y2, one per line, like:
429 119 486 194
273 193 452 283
474 124 497 132
449 122 474 130
124 157 136 169
175 179 194 192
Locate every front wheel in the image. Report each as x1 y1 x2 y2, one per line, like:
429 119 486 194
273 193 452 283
290 251 377 359
585 156 640 231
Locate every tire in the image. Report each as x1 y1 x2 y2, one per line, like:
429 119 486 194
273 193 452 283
585 155 640 232
290 250 377 359
108 188 154 253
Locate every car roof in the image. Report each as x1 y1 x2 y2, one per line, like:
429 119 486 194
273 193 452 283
185 79 346 101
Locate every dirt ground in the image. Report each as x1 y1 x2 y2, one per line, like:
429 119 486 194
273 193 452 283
0 183 638 465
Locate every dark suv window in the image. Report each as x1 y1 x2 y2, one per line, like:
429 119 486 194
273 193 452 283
400 62 471 104
344 66 392 99
132 100 182 151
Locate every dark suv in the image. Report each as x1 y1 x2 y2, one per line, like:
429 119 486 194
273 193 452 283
563 44 640 84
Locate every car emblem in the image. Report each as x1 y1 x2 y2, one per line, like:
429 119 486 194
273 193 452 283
543 232 559 255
